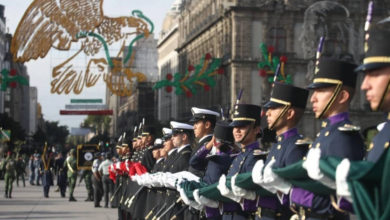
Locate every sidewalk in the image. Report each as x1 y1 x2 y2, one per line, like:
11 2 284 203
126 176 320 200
0 178 117 220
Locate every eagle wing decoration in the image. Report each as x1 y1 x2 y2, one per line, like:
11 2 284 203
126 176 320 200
11 0 104 62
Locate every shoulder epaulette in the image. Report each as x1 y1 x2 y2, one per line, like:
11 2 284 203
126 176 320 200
181 150 192 155
295 138 312 147
253 149 268 156
338 124 361 132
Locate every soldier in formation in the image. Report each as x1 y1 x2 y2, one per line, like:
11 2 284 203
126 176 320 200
105 10 390 220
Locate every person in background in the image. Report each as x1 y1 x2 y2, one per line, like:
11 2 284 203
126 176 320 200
3 151 16 198
40 150 54 198
54 152 67 197
92 152 104 207
28 154 35 185
34 153 41 186
16 154 26 187
79 168 94 202
65 149 78 201
98 152 114 208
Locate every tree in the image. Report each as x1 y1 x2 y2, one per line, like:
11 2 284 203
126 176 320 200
81 115 111 135
45 121 69 146
32 121 69 153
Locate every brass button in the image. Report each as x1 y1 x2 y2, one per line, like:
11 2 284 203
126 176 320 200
316 143 320 148
272 156 275 160
303 156 307 161
309 144 312 149
278 137 282 142
277 145 281 150
368 143 374 151
325 131 330 136
322 121 327 127
385 142 389 149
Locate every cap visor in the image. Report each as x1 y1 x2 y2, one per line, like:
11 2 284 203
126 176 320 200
355 62 390 72
229 120 253 127
306 82 335 90
263 101 284 109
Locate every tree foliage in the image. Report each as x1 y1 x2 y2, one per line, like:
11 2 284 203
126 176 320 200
81 115 111 135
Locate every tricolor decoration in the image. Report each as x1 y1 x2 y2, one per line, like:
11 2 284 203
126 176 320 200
257 43 291 84
153 53 224 97
0 69 29 91
60 99 112 115
11 0 154 96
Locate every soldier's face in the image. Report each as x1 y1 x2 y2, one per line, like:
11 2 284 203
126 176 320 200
233 124 259 145
152 150 160 159
160 149 167 158
310 87 335 118
163 139 173 151
141 136 147 146
172 133 184 147
193 120 206 139
266 107 285 130
361 67 390 111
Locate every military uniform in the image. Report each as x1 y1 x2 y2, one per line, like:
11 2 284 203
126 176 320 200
80 169 93 201
333 25 390 220
190 121 236 219
291 57 366 219
151 121 194 220
65 150 78 201
140 126 157 171
221 104 264 220
255 83 310 220
3 153 16 198
188 107 220 178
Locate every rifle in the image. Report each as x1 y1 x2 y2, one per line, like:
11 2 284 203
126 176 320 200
127 186 146 208
145 205 157 220
110 182 122 203
151 203 167 220
169 205 188 220
156 198 182 220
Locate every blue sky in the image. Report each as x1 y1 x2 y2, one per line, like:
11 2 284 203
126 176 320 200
0 0 175 129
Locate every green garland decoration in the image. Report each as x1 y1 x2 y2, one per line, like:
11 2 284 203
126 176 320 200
0 69 29 91
257 43 292 84
153 53 224 97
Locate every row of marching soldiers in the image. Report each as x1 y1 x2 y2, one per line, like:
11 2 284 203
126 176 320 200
108 21 390 220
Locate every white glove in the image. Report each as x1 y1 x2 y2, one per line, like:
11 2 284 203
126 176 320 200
193 189 219 208
165 174 179 189
178 185 203 210
303 148 336 189
176 171 201 182
335 159 353 202
231 174 256 200
260 160 278 193
252 160 265 185
262 159 292 194
217 174 241 203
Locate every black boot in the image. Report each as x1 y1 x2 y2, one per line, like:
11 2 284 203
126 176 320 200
69 196 77 202
4 190 8 198
8 191 12 198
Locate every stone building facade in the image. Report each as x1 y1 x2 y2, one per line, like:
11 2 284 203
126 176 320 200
155 0 390 138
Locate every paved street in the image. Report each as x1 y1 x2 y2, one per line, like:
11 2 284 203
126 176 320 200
0 178 117 220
